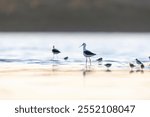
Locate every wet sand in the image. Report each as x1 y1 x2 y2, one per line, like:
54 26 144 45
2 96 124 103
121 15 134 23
0 64 150 100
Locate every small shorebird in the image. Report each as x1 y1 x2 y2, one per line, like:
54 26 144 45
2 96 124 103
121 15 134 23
96 57 103 62
80 43 96 65
105 63 112 71
129 63 135 71
64 56 69 61
140 64 145 71
52 45 61 59
135 59 142 65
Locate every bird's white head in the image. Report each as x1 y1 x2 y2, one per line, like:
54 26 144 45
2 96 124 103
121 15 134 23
80 43 86 47
53 45 55 49
80 43 86 51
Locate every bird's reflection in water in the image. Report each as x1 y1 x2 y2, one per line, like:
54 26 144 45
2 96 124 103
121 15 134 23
129 70 144 74
52 60 59 72
82 65 92 77
136 69 143 73
141 70 144 74
129 70 134 74
105 69 112 72
136 70 141 73
136 70 144 74
52 64 58 72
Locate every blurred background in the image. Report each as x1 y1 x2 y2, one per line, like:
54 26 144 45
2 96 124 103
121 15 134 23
0 0 150 31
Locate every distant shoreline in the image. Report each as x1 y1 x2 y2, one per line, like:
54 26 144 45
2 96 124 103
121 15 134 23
1 28 150 32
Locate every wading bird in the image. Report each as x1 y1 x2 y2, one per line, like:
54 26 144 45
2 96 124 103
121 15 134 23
52 45 60 59
105 63 112 71
80 43 96 65
96 57 103 62
140 64 145 71
129 63 135 71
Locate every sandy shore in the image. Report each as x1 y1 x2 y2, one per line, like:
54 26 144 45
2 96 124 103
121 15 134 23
0 64 150 100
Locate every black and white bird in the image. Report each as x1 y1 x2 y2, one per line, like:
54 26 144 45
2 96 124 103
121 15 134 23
105 63 112 71
135 59 143 65
64 56 69 61
52 45 61 59
80 43 96 65
140 64 145 71
96 58 103 62
129 63 135 71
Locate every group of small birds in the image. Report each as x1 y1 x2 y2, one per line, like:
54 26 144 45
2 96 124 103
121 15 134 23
52 45 69 61
129 59 146 72
52 43 150 72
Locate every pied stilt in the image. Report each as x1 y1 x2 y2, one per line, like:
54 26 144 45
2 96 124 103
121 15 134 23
80 43 96 65
52 45 60 59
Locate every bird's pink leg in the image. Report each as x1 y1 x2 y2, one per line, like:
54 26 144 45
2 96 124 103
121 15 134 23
89 58 91 66
86 58 87 65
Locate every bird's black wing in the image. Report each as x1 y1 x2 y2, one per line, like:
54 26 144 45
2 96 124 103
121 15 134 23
84 50 96 55
52 49 60 53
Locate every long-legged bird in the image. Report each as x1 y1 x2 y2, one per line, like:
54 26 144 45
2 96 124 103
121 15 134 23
80 43 96 65
52 45 60 59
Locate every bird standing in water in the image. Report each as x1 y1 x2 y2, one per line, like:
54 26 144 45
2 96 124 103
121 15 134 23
96 57 103 62
140 64 145 71
105 63 112 71
96 57 103 65
129 63 135 71
52 45 61 60
80 43 96 65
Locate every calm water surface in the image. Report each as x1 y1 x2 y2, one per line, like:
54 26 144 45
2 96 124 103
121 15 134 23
0 32 150 69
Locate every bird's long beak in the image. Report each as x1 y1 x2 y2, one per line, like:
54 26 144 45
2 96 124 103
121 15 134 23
79 44 83 48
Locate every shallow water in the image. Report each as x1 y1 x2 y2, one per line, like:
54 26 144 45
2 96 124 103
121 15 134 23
0 32 150 69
